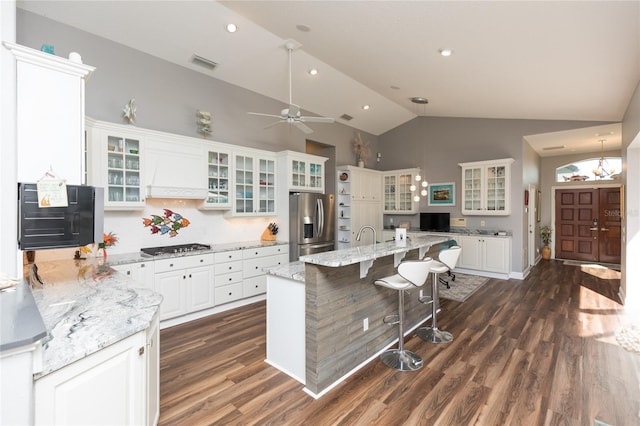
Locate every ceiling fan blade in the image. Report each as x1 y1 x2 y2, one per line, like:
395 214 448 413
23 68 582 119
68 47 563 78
264 120 285 130
300 116 335 123
248 111 284 119
287 104 300 117
293 121 314 134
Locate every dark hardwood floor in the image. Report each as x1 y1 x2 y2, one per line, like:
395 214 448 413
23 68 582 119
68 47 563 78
159 260 640 425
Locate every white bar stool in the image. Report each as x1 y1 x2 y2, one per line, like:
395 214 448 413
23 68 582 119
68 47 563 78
374 258 433 371
417 246 461 344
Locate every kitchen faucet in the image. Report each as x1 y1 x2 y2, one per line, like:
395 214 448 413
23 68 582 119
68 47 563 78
356 225 377 252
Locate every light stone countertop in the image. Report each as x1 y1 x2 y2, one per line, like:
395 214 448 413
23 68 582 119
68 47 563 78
299 235 451 267
27 259 162 379
265 261 306 282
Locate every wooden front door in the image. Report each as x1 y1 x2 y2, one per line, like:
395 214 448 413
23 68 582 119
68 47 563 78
554 188 621 263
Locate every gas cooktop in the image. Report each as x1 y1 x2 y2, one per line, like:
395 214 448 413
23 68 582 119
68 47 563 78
140 243 211 256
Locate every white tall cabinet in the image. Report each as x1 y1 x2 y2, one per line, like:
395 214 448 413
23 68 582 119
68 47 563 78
336 166 382 248
6 42 94 184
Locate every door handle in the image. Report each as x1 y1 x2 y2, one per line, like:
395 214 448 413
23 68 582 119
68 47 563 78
589 227 598 231
600 227 609 232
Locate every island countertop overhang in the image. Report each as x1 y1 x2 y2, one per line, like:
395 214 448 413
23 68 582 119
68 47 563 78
299 235 451 267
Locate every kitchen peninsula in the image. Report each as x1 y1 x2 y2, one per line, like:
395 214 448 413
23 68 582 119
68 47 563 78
5 259 162 425
265 235 450 398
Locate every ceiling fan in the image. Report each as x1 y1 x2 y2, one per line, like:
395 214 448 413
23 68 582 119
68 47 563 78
248 40 334 134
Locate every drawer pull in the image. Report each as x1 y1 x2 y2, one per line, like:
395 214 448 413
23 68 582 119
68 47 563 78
228 266 232 270
170 263 174 268
200 259 204 263
126 271 131 275
189 274 192 278
228 277 232 281
228 292 232 296
183 275 186 279
255 266 259 269
140 264 145 268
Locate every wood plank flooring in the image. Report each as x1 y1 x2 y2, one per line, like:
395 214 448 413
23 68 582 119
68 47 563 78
159 260 640 425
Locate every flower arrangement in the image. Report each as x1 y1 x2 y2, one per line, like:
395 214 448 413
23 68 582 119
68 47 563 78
79 232 118 257
100 232 118 249
352 132 370 166
540 225 552 246
142 209 190 237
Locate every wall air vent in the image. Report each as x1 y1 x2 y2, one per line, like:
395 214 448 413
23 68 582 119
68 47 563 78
542 145 566 151
192 54 218 70
339 114 353 121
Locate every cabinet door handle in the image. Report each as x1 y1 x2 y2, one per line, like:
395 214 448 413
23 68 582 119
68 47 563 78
169 263 174 268
189 274 192 278
228 266 232 270
228 277 232 282
138 346 145 356
183 275 186 279
140 264 145 268
200 259 204 263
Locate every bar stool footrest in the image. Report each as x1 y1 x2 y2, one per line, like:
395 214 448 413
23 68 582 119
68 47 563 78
383 314 399 325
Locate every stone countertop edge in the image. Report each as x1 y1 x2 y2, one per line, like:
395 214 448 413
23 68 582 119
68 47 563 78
299 235 451 267
0 282 47 352
265 261 306 282
383 228 513 237
26 259 163 379
106 240 288 266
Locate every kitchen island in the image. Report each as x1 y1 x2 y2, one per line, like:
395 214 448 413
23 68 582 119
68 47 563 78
265 235 451 398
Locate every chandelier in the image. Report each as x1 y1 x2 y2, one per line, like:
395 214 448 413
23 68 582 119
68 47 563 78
410 96 429 202
592 139 615 179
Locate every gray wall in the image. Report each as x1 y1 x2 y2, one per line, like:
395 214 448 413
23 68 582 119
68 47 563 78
16 9 379 170
378 116 612 273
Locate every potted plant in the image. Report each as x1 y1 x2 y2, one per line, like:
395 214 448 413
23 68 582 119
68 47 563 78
540 225 552 260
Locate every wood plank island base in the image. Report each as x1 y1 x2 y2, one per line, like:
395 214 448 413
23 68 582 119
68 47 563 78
265 236 451 398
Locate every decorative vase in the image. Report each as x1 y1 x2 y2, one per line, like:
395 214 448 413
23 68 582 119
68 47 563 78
358 160 364 168
541 245 551 260
96 247 107 263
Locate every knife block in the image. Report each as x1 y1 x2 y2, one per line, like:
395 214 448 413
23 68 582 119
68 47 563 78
261 227 276 241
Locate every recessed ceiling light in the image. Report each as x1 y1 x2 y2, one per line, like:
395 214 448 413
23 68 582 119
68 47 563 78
362 105 370 110
296 24 311 32
438 48 453 57
226 23 237 33
410 97 429 104
308 68 318 76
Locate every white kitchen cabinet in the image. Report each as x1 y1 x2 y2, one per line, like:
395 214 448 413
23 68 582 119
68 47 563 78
382 168 419 214
277 150 328 193
145 316 160 426
214 250 244 305
336 166 382 248
110 260 155 290
35 330 146 425
459 158 514 215
457 235 510 274
242 245 289 298
6 42 94 185
201 147 232 209
232 150 276 216
86 120 146 210
153 254 214 320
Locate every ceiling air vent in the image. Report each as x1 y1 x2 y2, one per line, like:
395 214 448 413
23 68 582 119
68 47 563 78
192 54 218 71
542 145 566 151
339 114 353 121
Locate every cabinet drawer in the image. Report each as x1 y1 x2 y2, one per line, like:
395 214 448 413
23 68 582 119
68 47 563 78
214 250 243 263
214 270 243 287
243 275 266 297
154 254 213 273
215 260 243 275
242 244 288 259
243 254 289 278
215 282 244 305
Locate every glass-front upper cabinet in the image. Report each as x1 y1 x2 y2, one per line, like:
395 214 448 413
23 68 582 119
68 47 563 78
382 168 419 214
277 151 328 193
201 148 231 209
231 151 276 216
86 119 145 210
459 158 514 215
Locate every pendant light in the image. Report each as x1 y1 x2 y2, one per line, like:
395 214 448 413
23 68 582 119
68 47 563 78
592 139 614 178
410 96 429 201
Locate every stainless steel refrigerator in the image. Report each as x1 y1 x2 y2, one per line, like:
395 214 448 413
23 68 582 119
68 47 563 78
289 192 335 261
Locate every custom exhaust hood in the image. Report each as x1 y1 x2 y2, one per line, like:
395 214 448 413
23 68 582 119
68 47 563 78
145 140 208 200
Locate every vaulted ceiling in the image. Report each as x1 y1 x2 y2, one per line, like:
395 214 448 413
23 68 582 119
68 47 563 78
17 1 640 155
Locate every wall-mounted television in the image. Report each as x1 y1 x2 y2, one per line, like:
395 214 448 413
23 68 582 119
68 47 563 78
420 212 450 232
